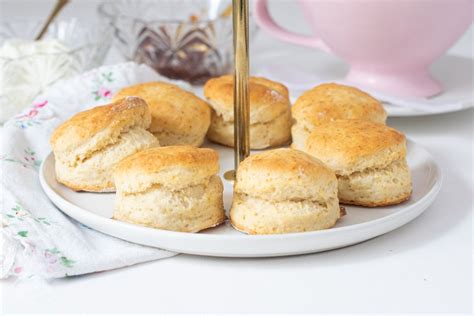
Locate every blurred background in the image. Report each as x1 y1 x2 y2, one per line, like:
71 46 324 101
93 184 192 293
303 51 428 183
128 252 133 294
1 0 472 121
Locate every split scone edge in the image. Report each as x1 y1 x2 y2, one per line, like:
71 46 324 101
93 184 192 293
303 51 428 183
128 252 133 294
230 148 341 234
291 83 387 150
50 97 159 192
113 82 211 147
303 119 412 207
204 75 292 149
113 146 226 232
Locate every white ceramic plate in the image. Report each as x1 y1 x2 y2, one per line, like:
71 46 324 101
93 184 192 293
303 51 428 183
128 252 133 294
39 140 442 257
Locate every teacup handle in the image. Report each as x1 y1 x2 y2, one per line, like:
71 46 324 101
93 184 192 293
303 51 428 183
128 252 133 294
253 0 331 53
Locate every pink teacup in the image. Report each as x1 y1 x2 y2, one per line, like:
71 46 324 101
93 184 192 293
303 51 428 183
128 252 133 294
254 0 473 97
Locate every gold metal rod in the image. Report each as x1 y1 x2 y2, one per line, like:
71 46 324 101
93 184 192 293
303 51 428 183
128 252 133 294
35 0 69 40
232 0 250 173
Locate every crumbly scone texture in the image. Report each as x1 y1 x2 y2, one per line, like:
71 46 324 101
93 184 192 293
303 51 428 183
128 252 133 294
113 81 211 146
230 193 340 234
206 108 292 149
230 148 341 234
292 83 386 126
113 146 220 194
54 127 159 192
204 75 292 149
50 97 151 156
303 119 406 175
337 159 412 207
302 119 412 206
291 83 386 149
50 97 158 192
113 146 225 232
235 148 337 201
204 75 291 124
114 175 226 233
151 131 205 148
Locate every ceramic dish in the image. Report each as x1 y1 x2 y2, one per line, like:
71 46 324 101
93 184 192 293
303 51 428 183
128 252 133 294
39 140 442 257
254 52 474 117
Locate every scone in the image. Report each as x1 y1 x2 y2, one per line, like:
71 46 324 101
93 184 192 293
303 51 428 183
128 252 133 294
50 97 159 192
204 75 292 149
113 82 211 147
291 83 387 149
113 146 226 232
230 148 342 234
303 119 412 207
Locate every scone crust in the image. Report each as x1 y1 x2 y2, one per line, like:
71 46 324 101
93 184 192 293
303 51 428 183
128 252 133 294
337 159 412 207
114 175 226 233
113 82 211 146
235 148 336 201
206 109 292 149
230 149 340 234
230 193 340 235
114 146 219 193
292 83 387 126
204 75 290 124
341 193 411 208
304 119 406 175
50 97 150 153
54 127 159 192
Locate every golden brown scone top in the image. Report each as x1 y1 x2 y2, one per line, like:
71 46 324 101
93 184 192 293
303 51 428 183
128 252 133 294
115 145 219 175
238 148 333 180
113 82 211 135
235 148 337 201
204 75 290 123
50 97 151 153
114 146 219 193
292 83 387 126
304 119 406 174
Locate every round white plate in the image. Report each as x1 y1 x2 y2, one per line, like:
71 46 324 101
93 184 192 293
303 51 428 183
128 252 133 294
39 141 442 257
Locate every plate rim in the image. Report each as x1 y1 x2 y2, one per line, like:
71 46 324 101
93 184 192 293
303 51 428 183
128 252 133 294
39 140 443 244
287 95 473 118
254 52 474 118
381 103 473 117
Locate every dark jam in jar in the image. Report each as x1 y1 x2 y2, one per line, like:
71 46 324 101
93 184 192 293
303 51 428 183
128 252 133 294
134 24 230 85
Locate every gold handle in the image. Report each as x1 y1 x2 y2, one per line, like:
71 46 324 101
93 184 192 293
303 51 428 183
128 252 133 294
224 0 250 182
35 0 69 40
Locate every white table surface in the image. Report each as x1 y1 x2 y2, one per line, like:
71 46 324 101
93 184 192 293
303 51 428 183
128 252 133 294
1 1 473 314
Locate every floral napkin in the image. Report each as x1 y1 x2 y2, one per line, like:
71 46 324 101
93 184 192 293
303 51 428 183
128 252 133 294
0 62 189 279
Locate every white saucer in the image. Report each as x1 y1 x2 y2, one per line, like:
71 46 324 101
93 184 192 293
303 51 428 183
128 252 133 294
39 141 442 257
253 52 474 117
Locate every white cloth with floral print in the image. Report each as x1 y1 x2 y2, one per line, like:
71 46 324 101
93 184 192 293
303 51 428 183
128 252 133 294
0 62 188 279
